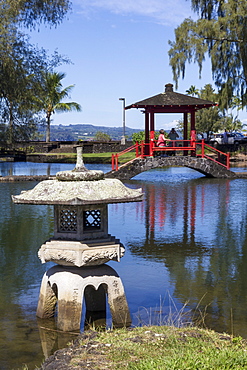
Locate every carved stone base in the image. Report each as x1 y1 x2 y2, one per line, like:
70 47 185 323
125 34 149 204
36 264 131 331
38 236 125 267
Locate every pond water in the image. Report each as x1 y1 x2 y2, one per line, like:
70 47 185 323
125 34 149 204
1 161 247 369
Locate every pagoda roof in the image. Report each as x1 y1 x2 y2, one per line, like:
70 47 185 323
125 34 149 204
125 83 217 112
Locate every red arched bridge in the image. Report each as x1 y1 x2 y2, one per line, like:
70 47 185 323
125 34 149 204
105 139 238 180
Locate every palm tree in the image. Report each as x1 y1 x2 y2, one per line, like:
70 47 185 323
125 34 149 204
40 71 81 142
185 85 199 97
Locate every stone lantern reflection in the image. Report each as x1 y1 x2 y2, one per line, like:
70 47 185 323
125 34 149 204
12 147 143 331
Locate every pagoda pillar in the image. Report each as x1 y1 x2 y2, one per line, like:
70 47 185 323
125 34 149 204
183 113 188 140
145 111 150 155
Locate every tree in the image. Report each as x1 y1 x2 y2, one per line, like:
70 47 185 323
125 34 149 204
223 115 243 133
195 84 223 137
0 0 71 143
193 83 245 136
94 131 111 142
0 35 70 142
186 85 199 97
0 35 46 142
37 72 81 142
132 131 160 144
132 131 145 144
2 0 71 29
169 1 247 107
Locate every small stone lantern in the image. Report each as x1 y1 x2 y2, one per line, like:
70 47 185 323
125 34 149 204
12 147 143 331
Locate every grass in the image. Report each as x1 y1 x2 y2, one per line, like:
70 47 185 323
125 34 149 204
29 151 136 164
19 296 247 370
83 152 136 164
67 325 247 369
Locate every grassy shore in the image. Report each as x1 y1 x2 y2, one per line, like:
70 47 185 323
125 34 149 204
27 152 136 164
26 151 247 166
38 325 247 369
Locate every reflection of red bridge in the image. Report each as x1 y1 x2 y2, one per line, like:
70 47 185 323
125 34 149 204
111 176 231 243
147 178 230 237
107 138 237 180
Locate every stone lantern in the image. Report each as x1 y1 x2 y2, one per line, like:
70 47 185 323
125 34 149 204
12 147 143 331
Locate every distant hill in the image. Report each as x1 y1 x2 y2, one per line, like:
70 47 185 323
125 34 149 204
38 123 142 141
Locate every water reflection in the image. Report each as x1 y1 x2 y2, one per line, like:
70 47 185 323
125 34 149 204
37 318 79 359
0 162 109 177
2 163 247 368
112 168 247 338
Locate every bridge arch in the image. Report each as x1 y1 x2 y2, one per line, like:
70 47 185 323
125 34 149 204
105 157 237 180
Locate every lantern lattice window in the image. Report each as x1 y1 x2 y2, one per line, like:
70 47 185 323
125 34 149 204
59 208 77 232
83 210 101 230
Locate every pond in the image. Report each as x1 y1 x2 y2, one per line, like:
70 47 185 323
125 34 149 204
1 161 247 369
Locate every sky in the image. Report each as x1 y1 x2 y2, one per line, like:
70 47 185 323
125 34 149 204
27 0 242 131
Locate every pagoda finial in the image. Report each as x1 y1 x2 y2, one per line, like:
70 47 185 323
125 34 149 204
165 83 174 92
54 145 104 181
74 146 88 172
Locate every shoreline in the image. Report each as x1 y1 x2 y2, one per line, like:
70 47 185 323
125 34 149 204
1 154 247 181
38 325 247 370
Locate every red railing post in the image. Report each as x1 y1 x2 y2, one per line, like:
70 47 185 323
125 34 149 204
150 140 154 156
115 154 119 171
191 139 196 156
227 152 230 170
201 139 205 158
141 141 144 158
218 152 221 163
135 142 139 157
150 130 155 156
190 130 196 156
111 153 115 170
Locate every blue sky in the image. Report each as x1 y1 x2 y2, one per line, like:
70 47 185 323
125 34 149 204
27 0 233 131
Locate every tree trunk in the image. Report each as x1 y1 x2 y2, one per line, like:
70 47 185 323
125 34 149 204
46 114 51 142
8 101 14 145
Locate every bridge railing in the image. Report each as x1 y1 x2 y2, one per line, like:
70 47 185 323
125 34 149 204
111 142 140 171
111 139 230 171
196 140 230 170
151 139 230 169
111 141 155 170
150 139 196 156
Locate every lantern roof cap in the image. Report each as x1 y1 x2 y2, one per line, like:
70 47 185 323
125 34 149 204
12 178 143 205
12 146 143 205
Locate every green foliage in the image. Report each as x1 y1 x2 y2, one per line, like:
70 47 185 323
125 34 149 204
195 84 223 136
223 115 243 132
94 131 111 142
0 34 46 142
67 326 247 370
0 0 71 143
132 131 145 143
132 131 160 144
169 1 247 107
183 83 245 136
2 0 71 30
37 71 81 142
0 124 7 142
186 85 199 96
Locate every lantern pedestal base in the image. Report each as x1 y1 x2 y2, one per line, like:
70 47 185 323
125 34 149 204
38 236 125 267
36 264 131 332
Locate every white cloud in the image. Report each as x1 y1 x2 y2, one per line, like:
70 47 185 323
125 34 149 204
73 0 193 25
156 119 180 131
